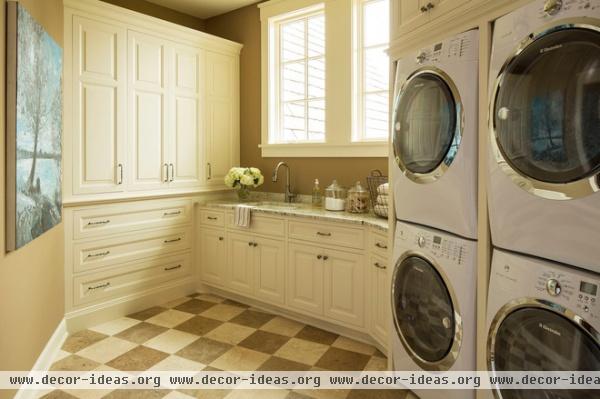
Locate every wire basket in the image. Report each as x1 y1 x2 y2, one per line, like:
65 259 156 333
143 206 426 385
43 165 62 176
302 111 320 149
367 169 389 219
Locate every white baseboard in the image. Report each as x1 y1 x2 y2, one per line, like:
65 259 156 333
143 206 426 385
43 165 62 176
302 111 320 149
14 318 68 399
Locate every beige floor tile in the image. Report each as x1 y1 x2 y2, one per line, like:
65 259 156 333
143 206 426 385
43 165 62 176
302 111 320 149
62 388 113 399
314 348 370 371
77 337 137 364
193 294 225 303
210 347 269 371
331 337 376 356
163 392 195 399
274 338 329 366
176 337 232 365
147 310 195 328
50 355 99 372
89 317 141 336
295 326 338 346
260 317 305 337
294 389 350 399
128 307 167 321
116 322 169 344
346 389 407 399
224 389 289 399
162 297 193 309
144 330 199 354
102 389 167 399
203 323 255 345
149 355 205 371
364 356 388 371
53 350 71 363
62 330 108 353
199 304 246 322
106 346 169 371
406 391 420 399
39 390 79 399
182 388 230 399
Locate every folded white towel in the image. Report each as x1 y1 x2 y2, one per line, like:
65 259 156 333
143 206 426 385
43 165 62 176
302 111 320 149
376 194 388 206
374 204 388 218
234 205 251 228
377 183 389 195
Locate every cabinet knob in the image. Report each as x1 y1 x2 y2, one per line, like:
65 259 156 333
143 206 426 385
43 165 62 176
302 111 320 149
323 255 329 261
219 237 224 241
426 2 434 10
249 242 253 246
317 255 322 259
253 242 258 247
420 5 428 12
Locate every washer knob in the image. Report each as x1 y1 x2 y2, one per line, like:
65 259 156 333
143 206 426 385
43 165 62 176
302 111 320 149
417 236 426 248
416 52 427 64
543 0 562 16
546 279 562 296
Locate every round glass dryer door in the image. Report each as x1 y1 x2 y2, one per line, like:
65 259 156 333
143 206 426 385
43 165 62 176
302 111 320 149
392 255 461 370
489 306 600 399
393 69 462 183
491 26 600 199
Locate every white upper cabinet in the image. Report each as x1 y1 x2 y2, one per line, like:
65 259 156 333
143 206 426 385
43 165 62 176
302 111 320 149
391 0 471 40
205 51 240 186
69 16 127 195
64 0 242 202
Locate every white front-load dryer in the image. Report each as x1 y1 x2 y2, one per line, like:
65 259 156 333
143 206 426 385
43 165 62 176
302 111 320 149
392 29 479 239
488 0 600 273
486 248 600 399
391 221 477 399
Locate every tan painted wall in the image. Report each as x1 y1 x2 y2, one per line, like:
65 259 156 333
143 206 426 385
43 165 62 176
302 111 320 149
0 0 65 394
204 3 388 195
101 0 205 31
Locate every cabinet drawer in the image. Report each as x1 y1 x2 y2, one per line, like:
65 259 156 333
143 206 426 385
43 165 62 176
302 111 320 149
227 213 285 237
73 252 191 306
370 231 389 257
73 226 192 273
72 199 192 240
199 209 225 227
288 220 364 250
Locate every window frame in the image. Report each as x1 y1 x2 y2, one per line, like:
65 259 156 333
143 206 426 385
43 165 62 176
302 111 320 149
271 6 326 144
353 0 390 143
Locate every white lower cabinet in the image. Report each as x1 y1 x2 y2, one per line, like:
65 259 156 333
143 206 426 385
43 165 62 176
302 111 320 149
198 227 227 287
228 232 255 295
287 243 324 314
369 254 389 345
253 236 286 305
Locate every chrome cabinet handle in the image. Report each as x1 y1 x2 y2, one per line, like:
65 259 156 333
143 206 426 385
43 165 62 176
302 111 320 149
117 164 123 185
207 163 212 180
88 282 110 290
207 216 218 220
316 232 331 237
164 237 182 243
375 242 387 249
163 163 169 182
87 250 110 258
163 210 181 216
169 163 174 182
317 255 322 259
374 262 387 270
87 220 110 226
164 264 182 271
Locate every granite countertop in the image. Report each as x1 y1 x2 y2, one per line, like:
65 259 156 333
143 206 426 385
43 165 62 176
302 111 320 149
200 199 389 231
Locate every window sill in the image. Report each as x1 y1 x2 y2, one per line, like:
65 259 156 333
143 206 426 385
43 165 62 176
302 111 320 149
259 142 388 158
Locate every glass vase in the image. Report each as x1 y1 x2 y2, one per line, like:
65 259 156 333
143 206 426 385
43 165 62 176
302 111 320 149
237 185 251 201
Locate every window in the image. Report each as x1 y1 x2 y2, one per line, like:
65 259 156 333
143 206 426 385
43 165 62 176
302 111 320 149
354 0 390 142
270 6 325 144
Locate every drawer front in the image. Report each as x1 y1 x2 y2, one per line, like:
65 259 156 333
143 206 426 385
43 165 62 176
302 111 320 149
73 226 192 273
370 231 389 257
227 213 285 237
73 252 191 306
288 220 364 250
199 209 225 227
72 199 192 240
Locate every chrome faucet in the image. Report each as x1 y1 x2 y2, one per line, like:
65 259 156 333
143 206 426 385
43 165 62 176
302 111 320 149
272 161 296 203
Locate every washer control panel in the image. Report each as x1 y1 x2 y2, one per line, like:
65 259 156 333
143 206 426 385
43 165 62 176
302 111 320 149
412 232 466 266
537 0 600 18
535 269 599 319
412 29 478 65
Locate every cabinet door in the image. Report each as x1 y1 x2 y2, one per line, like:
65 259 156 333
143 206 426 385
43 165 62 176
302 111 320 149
227 232 254 295
167 45 202 188
198 228 227 287
323 248 365 327
370 255 389 345
205 51 239 186
71 16 126 195
398 0 429 30
127 30 169 191
253 237 285 305
287 243 323 315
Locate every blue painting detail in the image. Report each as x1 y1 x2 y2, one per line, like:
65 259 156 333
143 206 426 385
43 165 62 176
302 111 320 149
15 4 62 249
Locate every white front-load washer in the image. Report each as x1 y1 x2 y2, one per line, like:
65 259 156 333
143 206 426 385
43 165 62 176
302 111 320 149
486 248 600 399
488 0 600 273
392 29 479 240
391 221 477 399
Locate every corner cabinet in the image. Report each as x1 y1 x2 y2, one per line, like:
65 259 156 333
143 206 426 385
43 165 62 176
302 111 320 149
63 0 242 203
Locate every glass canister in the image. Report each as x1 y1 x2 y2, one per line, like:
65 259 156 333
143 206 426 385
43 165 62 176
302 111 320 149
324 180 347 211
346 181 370 213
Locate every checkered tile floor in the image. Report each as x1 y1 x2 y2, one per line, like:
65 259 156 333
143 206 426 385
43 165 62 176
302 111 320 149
43 293 411 399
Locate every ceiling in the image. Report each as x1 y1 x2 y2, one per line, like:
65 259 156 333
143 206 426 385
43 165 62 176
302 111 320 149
146 0 260 19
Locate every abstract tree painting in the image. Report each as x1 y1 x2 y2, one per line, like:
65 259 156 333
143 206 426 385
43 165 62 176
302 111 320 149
6 3 62 251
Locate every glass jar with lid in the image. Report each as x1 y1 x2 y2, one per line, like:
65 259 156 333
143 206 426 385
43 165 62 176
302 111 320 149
324 180 347 211
346 181 370 213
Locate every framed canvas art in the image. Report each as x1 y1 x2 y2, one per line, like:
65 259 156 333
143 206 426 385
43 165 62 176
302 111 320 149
6 2 63 251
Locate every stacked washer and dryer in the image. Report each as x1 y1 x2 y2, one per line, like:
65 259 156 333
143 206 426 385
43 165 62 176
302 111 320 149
486 1 600 398
390 30 479 399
